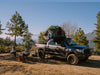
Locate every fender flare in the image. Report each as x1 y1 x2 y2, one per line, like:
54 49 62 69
66 51 76 57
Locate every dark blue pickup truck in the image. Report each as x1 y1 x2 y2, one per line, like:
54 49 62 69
35 38 91 65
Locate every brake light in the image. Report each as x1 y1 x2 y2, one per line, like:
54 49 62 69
35 44 37 47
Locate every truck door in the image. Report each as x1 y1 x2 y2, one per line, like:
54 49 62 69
46 40 58 54
56 44 66 56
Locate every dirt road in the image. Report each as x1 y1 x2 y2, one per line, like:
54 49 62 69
0 52 100 75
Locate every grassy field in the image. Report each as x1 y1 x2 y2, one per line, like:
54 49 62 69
0 51 100 75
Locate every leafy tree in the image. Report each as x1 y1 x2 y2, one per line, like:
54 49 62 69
6 11 28 47
93 11 100 53
73 28 89 47
38 25 59 44
22 31 34 49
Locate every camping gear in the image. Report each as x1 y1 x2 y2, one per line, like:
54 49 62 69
44 27 66 43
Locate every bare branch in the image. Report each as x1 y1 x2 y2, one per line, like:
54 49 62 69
61 21 77 38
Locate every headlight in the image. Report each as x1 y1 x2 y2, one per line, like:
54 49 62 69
76 49 83 53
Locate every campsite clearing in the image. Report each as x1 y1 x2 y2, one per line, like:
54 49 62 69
0 51 100 75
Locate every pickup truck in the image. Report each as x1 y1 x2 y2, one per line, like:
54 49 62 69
35 38 91 65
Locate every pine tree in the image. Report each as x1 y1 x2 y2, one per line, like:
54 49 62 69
38 32 47 44
93 11 100 52
6 11 28 47
0 21 4 35
0 21 5 51
22 31 34 49
73 28 89 47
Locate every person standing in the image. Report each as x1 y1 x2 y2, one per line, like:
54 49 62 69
10 46 16 57
48 31 52 40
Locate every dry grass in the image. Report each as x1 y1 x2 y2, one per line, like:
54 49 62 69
0 51 100 75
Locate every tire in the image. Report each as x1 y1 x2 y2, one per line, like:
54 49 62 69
67 54 79 65
38 50 45 59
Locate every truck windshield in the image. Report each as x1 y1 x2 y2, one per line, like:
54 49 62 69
48 40 55 45
65 39 77 46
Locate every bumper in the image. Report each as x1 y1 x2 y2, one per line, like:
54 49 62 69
76 48 91 59
76 53 91 60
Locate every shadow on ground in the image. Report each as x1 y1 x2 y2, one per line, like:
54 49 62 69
0 54 100 69
78 59 100 68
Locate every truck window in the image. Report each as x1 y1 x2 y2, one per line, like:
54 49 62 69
49 41 55 45
66 40 77 46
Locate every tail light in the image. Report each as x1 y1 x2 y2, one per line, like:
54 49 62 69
35 44 37 47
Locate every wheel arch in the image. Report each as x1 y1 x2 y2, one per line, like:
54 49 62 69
66 51 76 57
38 48 44 51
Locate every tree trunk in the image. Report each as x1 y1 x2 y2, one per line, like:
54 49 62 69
14 35 16 47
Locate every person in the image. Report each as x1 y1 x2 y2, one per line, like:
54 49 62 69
18 48 31 62
10 46 16 57
48 31 52 40
22 48 31 57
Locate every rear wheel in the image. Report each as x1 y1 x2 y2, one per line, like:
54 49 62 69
38 50 45 59
67 54 79 65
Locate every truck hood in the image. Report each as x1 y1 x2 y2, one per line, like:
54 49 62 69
68 45 87 50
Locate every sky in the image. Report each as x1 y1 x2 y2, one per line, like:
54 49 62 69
1 0 100 2
0 0 100 40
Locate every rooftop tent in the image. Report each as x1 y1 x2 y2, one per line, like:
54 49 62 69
53 27 66 43
44 26 66 43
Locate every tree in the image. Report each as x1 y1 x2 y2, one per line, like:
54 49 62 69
62 21 77 38
4 37 13 46
0 37 14 53
22 31 34 49
0 21 5 52
0 21 4 35
6 11 28 47
38 32 47 44
93 11 100 52
73 28 89 47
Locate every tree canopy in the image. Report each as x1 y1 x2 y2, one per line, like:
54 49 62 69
73 28 89 47
6 11 28 47
0 21 4 35
22 31 34 49
93 11 100 52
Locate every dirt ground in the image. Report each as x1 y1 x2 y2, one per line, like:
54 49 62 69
0 51 100 75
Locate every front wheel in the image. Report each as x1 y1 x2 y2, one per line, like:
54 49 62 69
67 54 79 65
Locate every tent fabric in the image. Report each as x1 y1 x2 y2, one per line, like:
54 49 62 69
44 27 66 43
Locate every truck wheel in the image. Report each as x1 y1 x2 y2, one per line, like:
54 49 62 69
67 54 79 65
38 50 45 59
